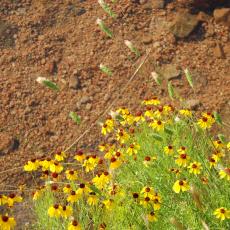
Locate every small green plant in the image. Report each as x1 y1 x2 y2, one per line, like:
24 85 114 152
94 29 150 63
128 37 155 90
124 40 141 57
99 64 113 76
98 0 117 18
69 112 81 125
96 18 113 38
36 77 59 91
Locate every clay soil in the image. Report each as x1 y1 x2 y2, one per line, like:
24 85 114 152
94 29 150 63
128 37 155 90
0 0 230 227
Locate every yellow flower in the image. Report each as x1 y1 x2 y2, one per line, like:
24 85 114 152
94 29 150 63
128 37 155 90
140 196 152 207
63 184 72 194
219 168 230 181
187 162 202 174
179 109 192 117
39 158 53 171
76 183 90 196
126 143 140 156
209 156 217 168
87 192 99 206
74 150 86 162
177 146 186 154
6 194 22 207
116 129 130 144
68 220 81 230
67 191 80 203
48 204 61 218
227 142 230 151
65 170 78 181
173 180 190 193
24 159 39 172
109 157 122 170
152 196 161 210
49 162 63 173
140 187 154 198
164 145 174 155
169 168 181 176
92 172 111 189
134 111 145 123
144 107 154 118
0 195 7 206
213 207 230 221
142 97 160 106
212 151 225 161
149 120 164 132
101 118 114 135
175 153 190 167
143 156 157 167
103 199 114 210
0 215 16 230
54 151 66 162
197 113 215 129
147 211 157 222
60 205 73 219
213 140 224 150
32 187 45 200
83 156 99 172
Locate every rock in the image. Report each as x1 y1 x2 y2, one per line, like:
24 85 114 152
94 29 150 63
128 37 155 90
69 73 81 90
156 64 181 80
152 0 165 9
0 133 19 156
185 99 201 110
80 96 91 104
142 35 153 44
169 12 199 38
213 8 230 27
85 103 92 111
46 61 58 75
213 43 225 59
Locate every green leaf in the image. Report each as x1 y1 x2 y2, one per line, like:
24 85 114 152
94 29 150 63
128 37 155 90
213 111 222 125
69 112 81 125
164 127 173 135
218 134 226 143
168 81 175 100
43 80 59 91
100 64 113 76
184 68 194 88
90 185 102 196
151 133 163 142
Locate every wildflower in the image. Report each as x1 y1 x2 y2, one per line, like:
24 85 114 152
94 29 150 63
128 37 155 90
99 223 107 230
68 220 81 230
163 104 174 113
152 197 161 210
60 205 73 219
202 112 215 123
209 156 217 168
0 215 16 230
140 187 154 198
103 199 114 210
49 161 63 173
164 145 174 155
63 184 72 194
197 113 215 129
187 162 202 174
48 204 61 218
170 168 181 176
126 143 140 156
54 151 66 162
140 196 152 207
83 155 99 172
175 153 190 167
6 194 22 207
173 180 190 193
0 195 7 206
144 106 154 118
227 142 230 150
212 151 225 161
67 191 80 203
51 184 59 192
143 156 157 167
132 193 139 200
179 109 192 117
24 159 39 172
219 168 230 181
110 157 122 169
116 129 129 144
65 170 78 181
98 144 106 152
87 192 99 206
76 183 90 196
177 146 186 154
39 158 53 171
92 172 111 189
213 140 224 150
149 120 164 131
74 150 86 162
134 111 145 123
142 97 160 106
101 118 114 135
147 211 157 222
32 189 43 201
213 207 230 221
201 176 209 185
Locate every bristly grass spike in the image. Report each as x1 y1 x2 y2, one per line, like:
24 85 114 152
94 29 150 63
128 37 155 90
98 0 117 18
124 40 141 57
96 18 113 38
99 64 113 76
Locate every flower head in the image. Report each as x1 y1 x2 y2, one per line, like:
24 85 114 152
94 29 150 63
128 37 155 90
213 207 230 221
68 220 81 230
48 204 61 218
173 180 190 193
0 215 16 230
187 162 202 174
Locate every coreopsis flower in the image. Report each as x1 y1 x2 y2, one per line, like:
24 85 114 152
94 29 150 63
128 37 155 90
143 156 157 167
109 157 122 169
24 159 39 172
98 144 106 152
142 97 160 106
175 153 190 167
48 204 61 218
67 191 80 203
144 106 154 118
140 187 154 198
108 184 125 197
103 199 114 210
152 196 161 210
83 155 99 172
92 172 111 189
149 120 164 131
201 176 209 185
32 187 45 200
213 140 224 150
39 158 53 171
147 211 157 222
0 215 16 230
60 205 73 219
65 170 78 181
177 146 186 154
87 192 99 206
164 145 174 155
163 104 174 113
76 183 90 196
101 118 114 135
6 194 22 207
63 184 72 194
212 151 225 161
74 150 86 162
179 109 192 117
0 195 7 206
219 168 230 181
173 180 190 193
209 156 217 168
202 112 215 123
140 196 152 207
197 114 214 129
116 129 130 144
134 111 145 123
227 142 230 150
68 220 81 230
49 161 63 173
169 168 181 176
54 151 66 162
213 207 230 221
126 143 140 156
187 162 202 175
